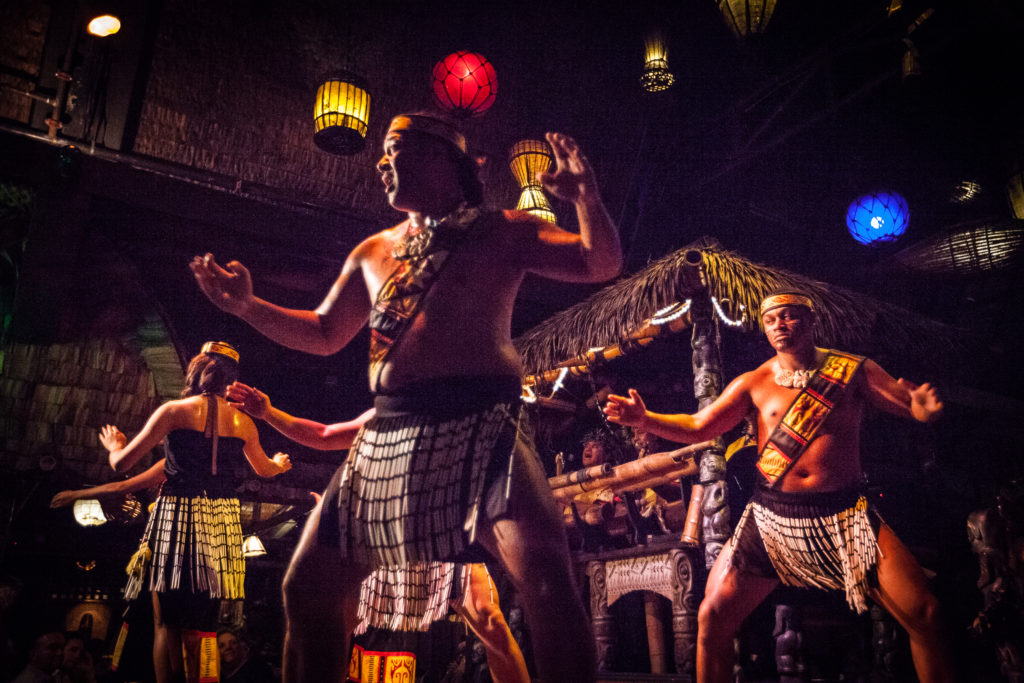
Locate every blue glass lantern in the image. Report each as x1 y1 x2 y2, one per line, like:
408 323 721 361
846 192 909 245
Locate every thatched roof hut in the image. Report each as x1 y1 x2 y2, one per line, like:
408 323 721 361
514 238 964 379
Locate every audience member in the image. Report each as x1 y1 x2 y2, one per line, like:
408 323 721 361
217 629 274 683
11 629 63 683
57 633 94 683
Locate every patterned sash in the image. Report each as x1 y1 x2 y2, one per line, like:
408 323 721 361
368 206 479 388
756 350 865 486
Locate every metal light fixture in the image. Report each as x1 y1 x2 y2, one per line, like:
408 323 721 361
72 499 107 527
717 0 778 37
509 139 556 223
641 30 675 93
242 535 267 557
313 70 371 155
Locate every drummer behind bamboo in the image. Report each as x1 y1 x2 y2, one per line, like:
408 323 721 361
603 291 954 683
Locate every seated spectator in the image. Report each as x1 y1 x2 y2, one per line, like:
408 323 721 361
567 430 618 526
58 633 94 683
217 629 274 683
12 629 64 683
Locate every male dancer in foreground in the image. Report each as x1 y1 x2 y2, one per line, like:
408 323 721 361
604 292 954 682
226 380 529 683
191 113 621 682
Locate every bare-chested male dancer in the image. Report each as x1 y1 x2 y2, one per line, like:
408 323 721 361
192 113 621 682
604 291 953 683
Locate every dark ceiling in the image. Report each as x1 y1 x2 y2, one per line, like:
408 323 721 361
1 0 1021 434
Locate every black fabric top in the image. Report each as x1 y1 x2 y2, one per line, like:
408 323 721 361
162 429 245 497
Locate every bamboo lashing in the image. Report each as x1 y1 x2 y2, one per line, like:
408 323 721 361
548 463 614 489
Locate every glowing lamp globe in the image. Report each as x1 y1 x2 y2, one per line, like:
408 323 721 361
846 192 909 245
432 51 497 117
73 499 107 527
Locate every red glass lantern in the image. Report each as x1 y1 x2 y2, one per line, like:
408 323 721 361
431 51 497 117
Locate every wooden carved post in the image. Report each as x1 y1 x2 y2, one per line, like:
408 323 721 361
644 592 667 674
682 250 729 568
587 560 614 671
773 604 806 683
669 547 699 676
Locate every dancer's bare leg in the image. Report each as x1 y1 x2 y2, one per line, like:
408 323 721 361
282 498 369 683
867 523 954 683
696 542 779 683
454 563 529 683
476 449 596 683
151 591 176 683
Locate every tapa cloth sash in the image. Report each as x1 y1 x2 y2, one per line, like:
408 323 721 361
368 207 479 388
756 350 865 486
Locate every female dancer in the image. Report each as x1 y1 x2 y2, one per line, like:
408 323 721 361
100 342 291 683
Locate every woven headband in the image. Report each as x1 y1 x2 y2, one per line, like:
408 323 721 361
201 341 239 363
760 294 814 316
387 114 467 154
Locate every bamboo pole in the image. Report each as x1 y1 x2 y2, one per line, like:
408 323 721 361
549 442 710 502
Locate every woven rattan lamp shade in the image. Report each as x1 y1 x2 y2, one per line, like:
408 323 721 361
890 220 1024 275
717 0 777 37
313 71 371 155
509 139 556 223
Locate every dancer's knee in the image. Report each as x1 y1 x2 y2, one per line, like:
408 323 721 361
697 596 739 645
906 590 943 636
514 555 574 609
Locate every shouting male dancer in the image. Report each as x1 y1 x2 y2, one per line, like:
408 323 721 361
191 113 621 682
604 291 953 683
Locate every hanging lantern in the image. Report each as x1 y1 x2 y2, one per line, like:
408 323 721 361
717 0 778 38
846 191 909 245
313 71 371 155
888 219 1023 275
242 535 267 557
87 15 121 37
509 139 556 223
72 499 107 527
641 30 675 93
432 51 498 117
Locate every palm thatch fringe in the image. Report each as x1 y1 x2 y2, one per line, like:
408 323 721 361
514 238 963 376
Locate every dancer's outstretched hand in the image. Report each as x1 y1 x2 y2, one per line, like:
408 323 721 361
189 253 254 316
99 424 127 452
227 381 270 420
272 452 292 473
602 389 648 427
900 378 943 423
51 490 82 508
537 132 599 203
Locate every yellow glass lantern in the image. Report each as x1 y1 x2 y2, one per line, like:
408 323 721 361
717 0 778 37
641 31 675 93
314 71 371 155
508 140 556 223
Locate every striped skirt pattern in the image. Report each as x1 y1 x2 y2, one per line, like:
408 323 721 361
355 561 465 634
125 495 245 601
732 491 878 613
334 403 513 568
